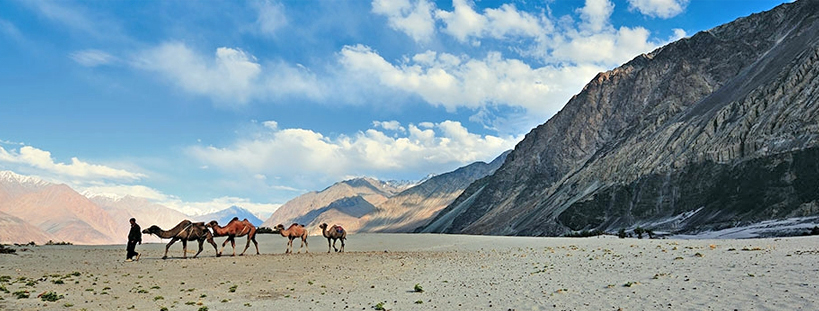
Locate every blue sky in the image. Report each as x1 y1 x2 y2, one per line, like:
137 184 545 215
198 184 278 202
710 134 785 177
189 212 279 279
0 0 790 217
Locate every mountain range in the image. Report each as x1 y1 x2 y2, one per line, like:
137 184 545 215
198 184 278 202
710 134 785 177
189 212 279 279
418 0 819 237
0 171 261 245
260 152 508 235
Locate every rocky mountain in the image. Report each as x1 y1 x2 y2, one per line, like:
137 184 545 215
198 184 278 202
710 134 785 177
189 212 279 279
193 205 263 227
0 210 54 245
0 170 265 245
420 1 819 236
262 153 509 234
260 177 411 234
0 171 121 244
359 151 509 232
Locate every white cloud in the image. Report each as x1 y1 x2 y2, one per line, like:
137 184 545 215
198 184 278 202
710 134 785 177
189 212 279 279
135 42 324 106
628 0 689 19
254 0 287 36
0 145 145 181
187 120 520 187
373 120 406 132
70 49 116 67
339 45 600 123
435 0 487 43
577 0 615 33
371 0 436 42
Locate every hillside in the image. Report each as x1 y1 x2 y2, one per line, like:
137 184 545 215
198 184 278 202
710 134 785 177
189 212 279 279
261 153 509 234
420 1 819 237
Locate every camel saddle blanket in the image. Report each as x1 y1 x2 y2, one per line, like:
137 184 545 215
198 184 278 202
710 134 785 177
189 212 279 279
334 225 344 233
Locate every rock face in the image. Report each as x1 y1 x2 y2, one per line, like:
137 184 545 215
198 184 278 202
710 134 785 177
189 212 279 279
420 1 819 236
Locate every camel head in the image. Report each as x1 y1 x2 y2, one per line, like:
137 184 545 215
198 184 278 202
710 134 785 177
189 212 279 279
205 220 219 228
142 225 161 236
275 224 285 231
319 223 328 230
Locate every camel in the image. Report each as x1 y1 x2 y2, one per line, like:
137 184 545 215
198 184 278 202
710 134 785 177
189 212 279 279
275 223 308 254
206 217 259 256
142 220 219 259
319 223 346 253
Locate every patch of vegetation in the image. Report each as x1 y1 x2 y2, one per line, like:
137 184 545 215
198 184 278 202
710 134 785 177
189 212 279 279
256 227 276 234
243 303 252 307
564 229 603 238
160 307 168 311
154 296 164 301
198 307 209 311
40 291 64 302
415 300 423 304
200 294 207 298
0 275 11 283
185 301 196 305
413 283 424 293
623 282 638 287
44 240 73 246
374 301 387 310
229 285 238 293
221 299 229 303
53 279 64 285
63 303 74 307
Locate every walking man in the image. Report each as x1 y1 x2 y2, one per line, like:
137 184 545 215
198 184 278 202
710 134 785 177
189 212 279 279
126 218 142 262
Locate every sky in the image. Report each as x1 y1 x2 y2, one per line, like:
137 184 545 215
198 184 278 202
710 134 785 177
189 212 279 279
0 0 791 217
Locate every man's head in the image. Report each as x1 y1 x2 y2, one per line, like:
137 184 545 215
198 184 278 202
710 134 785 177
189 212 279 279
130 218 136 225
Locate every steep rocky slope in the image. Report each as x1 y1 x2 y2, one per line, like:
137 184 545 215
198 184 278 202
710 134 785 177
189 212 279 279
421 1 819 236
359 151 508 232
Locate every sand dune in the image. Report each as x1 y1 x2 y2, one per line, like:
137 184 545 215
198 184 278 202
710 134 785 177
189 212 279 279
1 234 817 310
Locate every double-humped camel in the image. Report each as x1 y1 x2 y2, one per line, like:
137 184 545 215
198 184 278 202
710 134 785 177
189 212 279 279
206 217 259 256
275 223 308 254
319 223 346 253
142 220 219 259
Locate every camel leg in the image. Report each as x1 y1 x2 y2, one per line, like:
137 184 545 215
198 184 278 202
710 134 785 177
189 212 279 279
326 238 332 253
240 236 251 256
181 240 188 259
207 236 219 256
219 238 230 256
285 238 292 254
252 235 260 255
298 236 308 253
230 237 237 256
339 238 345 252
163 238 177 260
192 239 204 258
332 238 339 252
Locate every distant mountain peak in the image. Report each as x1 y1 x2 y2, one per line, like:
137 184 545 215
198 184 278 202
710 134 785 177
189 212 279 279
0 170 52 188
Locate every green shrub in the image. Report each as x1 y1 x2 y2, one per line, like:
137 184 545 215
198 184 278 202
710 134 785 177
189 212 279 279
40 291 64 301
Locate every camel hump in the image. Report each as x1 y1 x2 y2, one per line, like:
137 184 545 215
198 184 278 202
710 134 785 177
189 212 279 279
232 217 240 221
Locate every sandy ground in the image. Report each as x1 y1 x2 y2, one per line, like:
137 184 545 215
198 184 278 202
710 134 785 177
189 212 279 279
1 233 818 311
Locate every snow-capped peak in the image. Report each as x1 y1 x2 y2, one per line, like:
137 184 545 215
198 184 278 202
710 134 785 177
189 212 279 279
0 170 52 188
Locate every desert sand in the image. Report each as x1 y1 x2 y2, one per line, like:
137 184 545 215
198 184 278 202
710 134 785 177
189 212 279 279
1 233 817 310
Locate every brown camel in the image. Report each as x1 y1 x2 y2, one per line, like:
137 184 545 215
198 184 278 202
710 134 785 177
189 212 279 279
142 220 219 259
275 223 308 254
319 223 346 253
206 217 259 256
